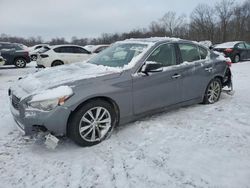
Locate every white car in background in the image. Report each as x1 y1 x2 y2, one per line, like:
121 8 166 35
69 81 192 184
36 45 92 68
29 44 50 61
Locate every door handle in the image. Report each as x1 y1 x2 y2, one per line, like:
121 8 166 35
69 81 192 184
171 74 181 79
205 67 213 72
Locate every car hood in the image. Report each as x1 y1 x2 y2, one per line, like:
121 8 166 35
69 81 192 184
11 62 122 99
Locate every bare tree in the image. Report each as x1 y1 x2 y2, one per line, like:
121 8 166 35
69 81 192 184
215 0 235 42
190 4 216 41
160 11 186 37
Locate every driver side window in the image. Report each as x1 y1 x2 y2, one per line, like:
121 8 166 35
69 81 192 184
147 44 177 67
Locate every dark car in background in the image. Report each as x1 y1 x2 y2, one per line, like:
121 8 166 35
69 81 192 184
213 41 250 63
0 42 31 68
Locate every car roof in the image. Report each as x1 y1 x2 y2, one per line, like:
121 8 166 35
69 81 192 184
118 37 197 46
51 44 85 49
214 41 244 49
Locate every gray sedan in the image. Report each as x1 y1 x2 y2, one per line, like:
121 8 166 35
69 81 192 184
9 38 232 146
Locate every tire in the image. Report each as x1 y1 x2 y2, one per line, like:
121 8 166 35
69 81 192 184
203 78 222 104
31 55 37 61
51 60 64 67
14 58 27 68
233 54 240 63
68 100 117 147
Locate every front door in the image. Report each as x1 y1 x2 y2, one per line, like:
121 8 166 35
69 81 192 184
132 43 182 115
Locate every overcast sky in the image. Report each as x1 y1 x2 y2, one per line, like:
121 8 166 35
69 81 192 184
0 0 246 41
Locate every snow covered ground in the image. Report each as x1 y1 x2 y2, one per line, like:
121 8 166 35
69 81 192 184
0 61 250 188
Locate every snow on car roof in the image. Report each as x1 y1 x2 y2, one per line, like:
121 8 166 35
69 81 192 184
51 44 86 49
118 37 182 45
214 41 242 49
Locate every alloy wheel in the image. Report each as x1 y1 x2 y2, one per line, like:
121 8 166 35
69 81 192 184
16 59 25 68
207 81 221 103
79 107 111 142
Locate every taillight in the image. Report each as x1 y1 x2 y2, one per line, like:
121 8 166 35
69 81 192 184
226 61 232 67
225 48 233 53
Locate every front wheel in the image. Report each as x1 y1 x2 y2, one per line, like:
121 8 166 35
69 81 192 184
14 58 27 68
68 100 117 146
203 78 222 104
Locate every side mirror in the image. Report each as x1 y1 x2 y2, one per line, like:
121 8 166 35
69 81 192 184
141 62 163 73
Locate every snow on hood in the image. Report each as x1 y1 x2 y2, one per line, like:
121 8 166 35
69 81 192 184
11 62 121 99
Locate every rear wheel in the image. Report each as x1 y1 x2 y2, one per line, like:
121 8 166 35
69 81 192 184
233 54 240 63
14 58 26 68
51 60 64 67
68 100 117 146
203 78 222 104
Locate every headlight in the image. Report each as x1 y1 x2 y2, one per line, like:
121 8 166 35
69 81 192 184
28 96 71 111
27 86 73 111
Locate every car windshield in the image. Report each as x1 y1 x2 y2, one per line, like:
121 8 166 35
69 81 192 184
89 43 148 68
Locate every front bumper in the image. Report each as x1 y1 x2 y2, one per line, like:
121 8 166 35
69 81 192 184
9 96 71 136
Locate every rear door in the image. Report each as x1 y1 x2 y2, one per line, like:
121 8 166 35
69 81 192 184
54 47 76 64
73 47 91 62
132 43 183 115
177 43 213 101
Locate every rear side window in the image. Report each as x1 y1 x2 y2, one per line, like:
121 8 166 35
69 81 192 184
147 44 176 67
54 47 74 53
236 43 246 49
179 44 200 62
199 47 208 59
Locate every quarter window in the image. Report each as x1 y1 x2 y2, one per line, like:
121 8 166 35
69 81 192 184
199 47 208 59
179 44 200 62
147 44 176 67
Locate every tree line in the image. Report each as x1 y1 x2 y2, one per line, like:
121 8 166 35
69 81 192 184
0 0 249 47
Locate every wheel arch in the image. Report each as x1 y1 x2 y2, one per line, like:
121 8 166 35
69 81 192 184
66 96 120 135
51 60 64 67
14 56 27 63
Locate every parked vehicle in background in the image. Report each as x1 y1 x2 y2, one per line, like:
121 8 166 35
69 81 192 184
29 44 50 61
84 44 109 54
213 41 250 63
0 42 31 68
36 45 91 68
9 38 232 146
0 54 6 66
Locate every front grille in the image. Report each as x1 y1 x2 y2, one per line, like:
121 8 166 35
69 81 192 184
12 95 20 110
